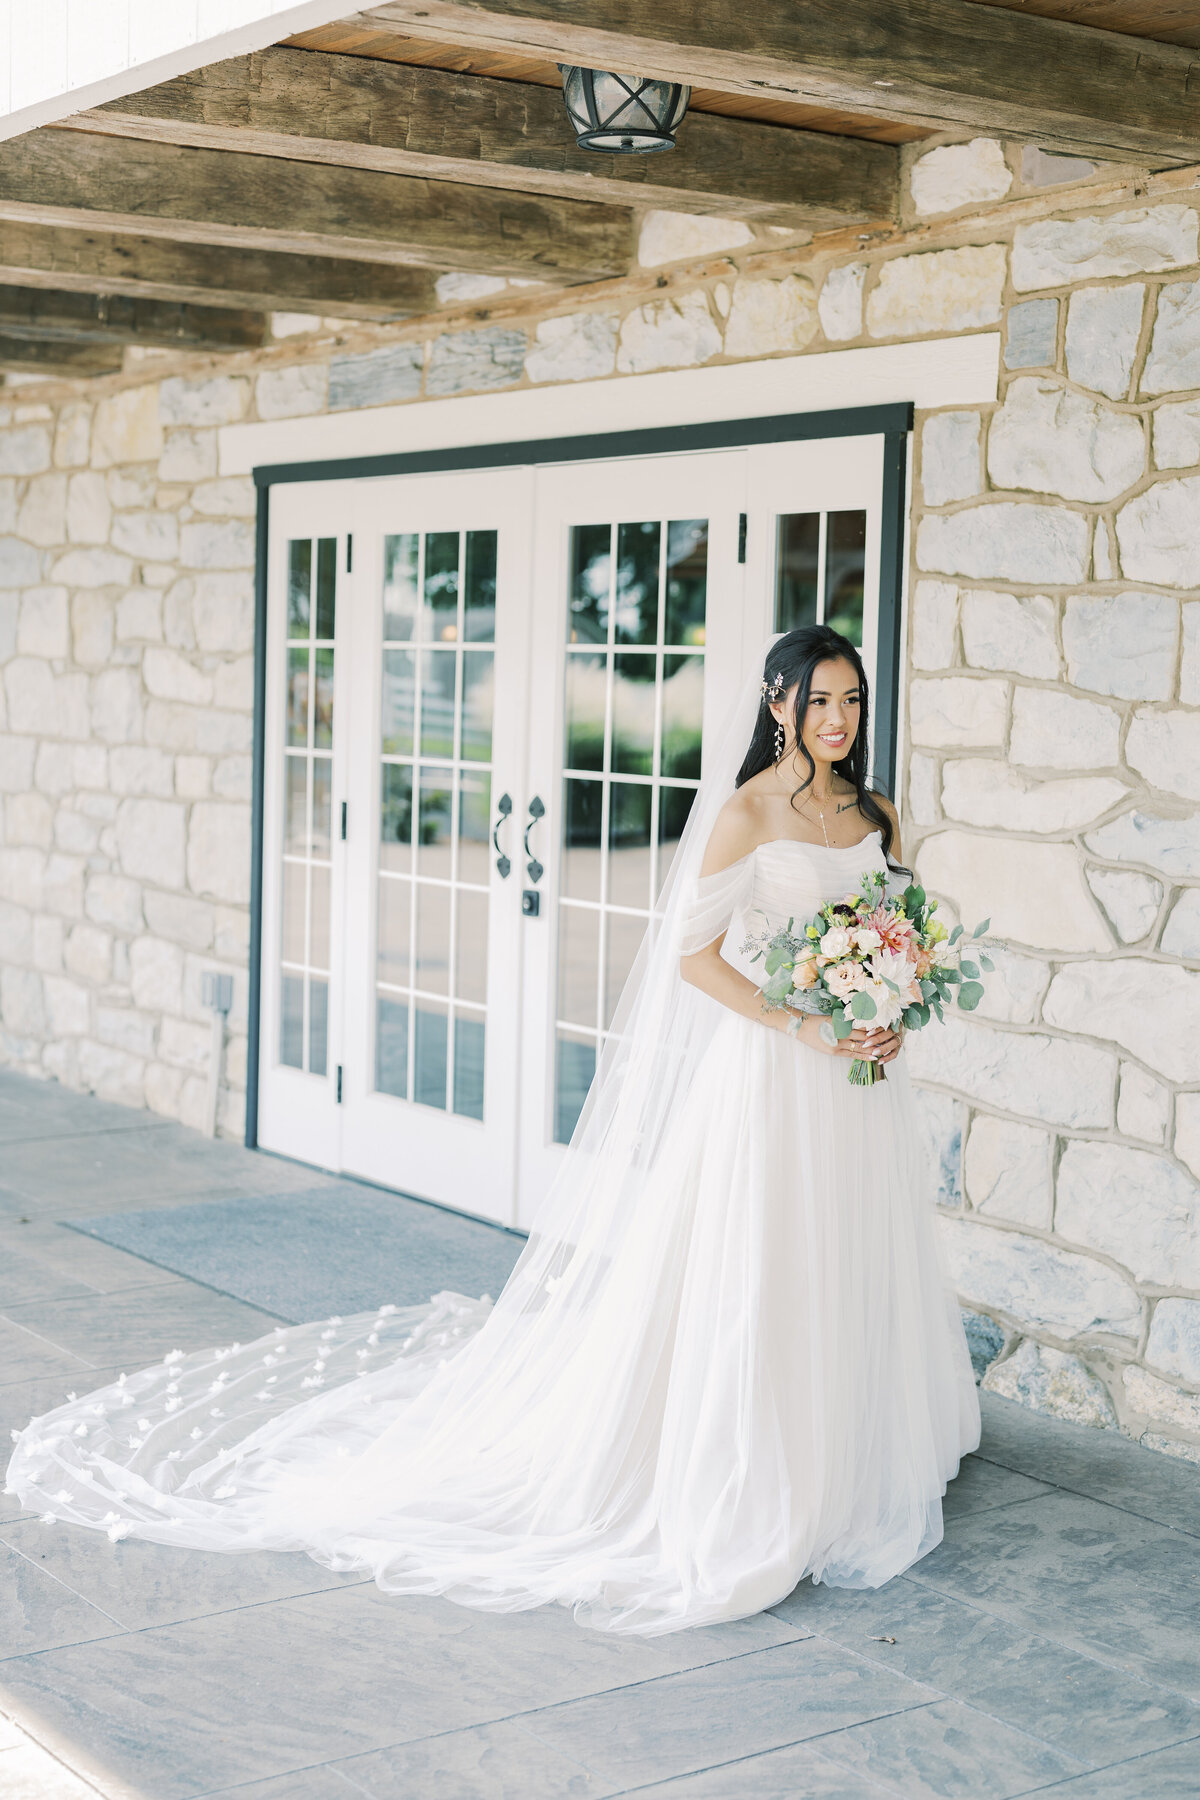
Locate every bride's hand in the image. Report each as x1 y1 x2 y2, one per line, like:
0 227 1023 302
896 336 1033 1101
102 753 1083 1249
853 1023 903 1064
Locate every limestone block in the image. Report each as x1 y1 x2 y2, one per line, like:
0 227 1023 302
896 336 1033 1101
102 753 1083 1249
115 796 186 890
159 1014 211 1074
214 905 249 962
212 755 251 800
0 589 14 658
107 468 156 512
189 479 256 519
525 311 618 384
90 667 144 746
907 752 940 826
1142 277 1200 396
175 756 210 799
965 1114 1053 1227
1 966 45 1036
1123 1366 1200 1437
159 429 217 484
1011 206 1199 291
71 593 113 667
1085 809 1200 880
905 1013 1115 1129
195 709 252 756
918 828 1109 952
129 935 183 1014
1161 888 1200 958
987 378 1145 504
921 413 981 506
817 263 867 342
255 364 327 420
938 1215 1138 1336
983 1340 1117 1428
434 273 507 304
910 138 1012 217
192 573 252 654
144 889 214 952
908 676 1007 747
1093 520 1115 582
1003 298 1058 371
1085 866 1162 942
1044 956 1200 1082
1010 688 1120 770
51 548 133 588
912 1085 966 1208
187 801 250 903
960 591 1059 679
142 647 212 708
159 374 250 427
1142 1431 1200 1464
7 659 89 740
17 586 68 657
976 942 1049 1028
0 424 50 475
1063 593 1176 702
1020 145 1100 188
144 1059 185 1119
1117 475 1200 589
1147 1298 1200 1384
0 734 34 791
1151 400 1200 471
53 808 99 855
1057 1138 1200 1287
940 760 1125 834
917 503 1090 584
66 471 112 545
866 244 1006 338
43 852 84 918
1117 1062 1169 1144
6 791 52 847
3 900 35 966
94 1006 156 1058
210 658 252 716
724 275 818 358
84 873 143 934
54 402 91 468
616 293 721 374
115 587 163 643
1126 709 1200 802
111 510 179 563
636 211 752 266
78 1038 145 1106
180 520 254 571
62 923 112 985
17 472 66 547
0 846 44 909
0 537 40 587
1065 284 1145 400
328 342 424 411
911 580 958 670
109 746 173 798
427 327 527 395
1177 1093 1200 1182
33 741 73 795
92 385 162 468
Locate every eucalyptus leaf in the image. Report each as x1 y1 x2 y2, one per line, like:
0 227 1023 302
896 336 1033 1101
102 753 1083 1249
850 990 878 1020
959 959 979 979
973 918 991 936
958 980 984 1010
949 923 964 944
834 1014 856 1040
979 953 994 971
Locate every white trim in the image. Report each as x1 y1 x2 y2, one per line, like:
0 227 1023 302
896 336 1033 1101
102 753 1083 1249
219 333 1001 477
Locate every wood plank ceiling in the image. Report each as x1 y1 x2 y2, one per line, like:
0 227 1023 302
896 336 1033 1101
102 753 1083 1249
1 0 1197 377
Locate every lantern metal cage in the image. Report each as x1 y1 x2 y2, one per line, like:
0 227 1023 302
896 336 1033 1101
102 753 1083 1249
559 65 691 153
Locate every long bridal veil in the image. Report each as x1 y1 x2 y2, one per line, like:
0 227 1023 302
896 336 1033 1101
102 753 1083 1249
9 633 949 1634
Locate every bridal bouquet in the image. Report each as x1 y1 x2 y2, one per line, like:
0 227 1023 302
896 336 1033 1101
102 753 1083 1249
742 868 991 1086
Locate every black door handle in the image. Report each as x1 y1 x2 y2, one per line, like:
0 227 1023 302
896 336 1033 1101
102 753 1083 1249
492 793 512 878
524 795 545 884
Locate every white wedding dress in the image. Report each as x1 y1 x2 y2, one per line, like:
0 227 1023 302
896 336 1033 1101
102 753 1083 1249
6 826 981 1637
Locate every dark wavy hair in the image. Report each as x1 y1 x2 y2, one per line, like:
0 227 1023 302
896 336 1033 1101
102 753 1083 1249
735 624 898 863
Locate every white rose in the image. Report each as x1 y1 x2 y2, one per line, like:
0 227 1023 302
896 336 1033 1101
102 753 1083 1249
819 926 853 959
850 926 882 953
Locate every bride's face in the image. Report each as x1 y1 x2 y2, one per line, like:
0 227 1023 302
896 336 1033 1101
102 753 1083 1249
774 656 862 766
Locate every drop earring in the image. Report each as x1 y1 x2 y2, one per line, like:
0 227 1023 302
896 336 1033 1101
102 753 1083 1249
774 718 785 761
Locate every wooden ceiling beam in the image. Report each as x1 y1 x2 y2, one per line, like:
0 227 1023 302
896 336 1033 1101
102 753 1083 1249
0 221 440 321
351 0 1200 164
62 45 897 230
0 285 269 351
0 335 125 378
0 128 633 283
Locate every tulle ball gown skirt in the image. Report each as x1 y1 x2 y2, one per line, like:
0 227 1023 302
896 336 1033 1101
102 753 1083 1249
7 1020 981 1638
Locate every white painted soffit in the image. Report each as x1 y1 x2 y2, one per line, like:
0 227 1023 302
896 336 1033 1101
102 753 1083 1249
0 1 355 141
219 332 1001 477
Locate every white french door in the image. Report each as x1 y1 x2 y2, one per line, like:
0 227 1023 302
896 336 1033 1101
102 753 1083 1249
257 432 889 1228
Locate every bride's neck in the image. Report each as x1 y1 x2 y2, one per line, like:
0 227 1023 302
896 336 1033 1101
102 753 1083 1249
780 754 838 803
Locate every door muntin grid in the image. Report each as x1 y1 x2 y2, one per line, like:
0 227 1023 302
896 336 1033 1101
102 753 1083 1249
279 536 336 1077
775 508 867 644
555 518 706 1143
374 527 496 1121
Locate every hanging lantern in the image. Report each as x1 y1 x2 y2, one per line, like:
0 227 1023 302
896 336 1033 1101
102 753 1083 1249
559 65 690 153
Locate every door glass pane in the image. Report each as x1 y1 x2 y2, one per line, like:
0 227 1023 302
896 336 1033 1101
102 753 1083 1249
555 511 706 1141
373 523 496 1119
278 536 337 1079
826 509 866 645
775 512 820 634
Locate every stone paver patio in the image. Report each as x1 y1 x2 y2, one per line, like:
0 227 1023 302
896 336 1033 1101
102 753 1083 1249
1 1066 1198 1800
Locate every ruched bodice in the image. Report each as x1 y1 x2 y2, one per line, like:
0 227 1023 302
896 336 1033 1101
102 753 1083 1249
679 830 889 969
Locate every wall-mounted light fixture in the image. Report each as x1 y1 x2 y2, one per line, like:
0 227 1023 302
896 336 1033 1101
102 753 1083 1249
559 65 690 153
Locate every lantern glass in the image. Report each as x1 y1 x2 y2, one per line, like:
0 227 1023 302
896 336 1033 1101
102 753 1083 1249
560 65 691 153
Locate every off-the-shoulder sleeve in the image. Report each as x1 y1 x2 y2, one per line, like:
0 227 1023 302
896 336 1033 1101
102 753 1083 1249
677 856 753 956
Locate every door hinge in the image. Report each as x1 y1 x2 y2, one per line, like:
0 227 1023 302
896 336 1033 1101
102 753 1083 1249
737 513 747 564
336 1064 343 1103
340 800 348 841
345 535 353 573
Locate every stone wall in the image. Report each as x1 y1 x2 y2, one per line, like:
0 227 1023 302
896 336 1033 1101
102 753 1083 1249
0 139 1198 1459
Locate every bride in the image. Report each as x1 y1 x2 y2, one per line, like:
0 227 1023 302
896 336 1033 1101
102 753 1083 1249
7 623 980 1638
